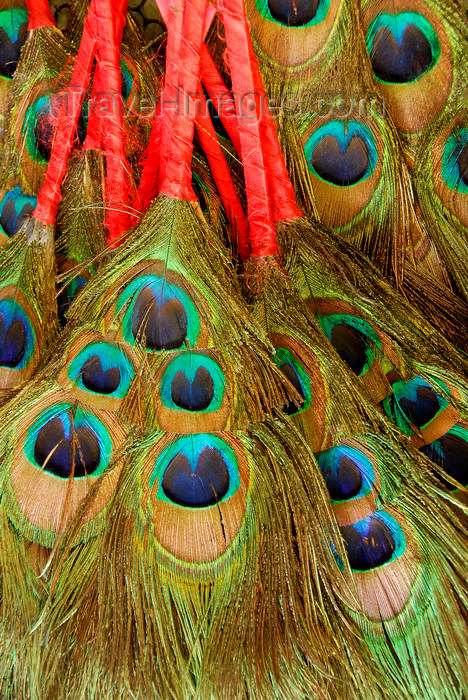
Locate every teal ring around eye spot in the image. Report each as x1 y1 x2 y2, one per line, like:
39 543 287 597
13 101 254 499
67 342 135 398
150 433 241 505
24 404 113 478
160 353 225 412
366 12 440 84
117 275 201 350
304 121 378 184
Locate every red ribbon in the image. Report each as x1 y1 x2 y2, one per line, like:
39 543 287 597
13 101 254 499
26 0 57 30
195 91 250 259
33 1 98 224
158 0 209 200
217 0 278 258
84 0 132 244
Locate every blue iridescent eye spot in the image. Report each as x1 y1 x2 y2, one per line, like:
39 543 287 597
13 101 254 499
0 9 28 79
0 187 36 238
366 12 440 84
161 353 225 412
0 299 35 369
25 405 112 479
419 424 468 490
319 314 380 377
339 512 405 572
150 434 240 508
273 348 312 415
23 95 87 162
255 0 331 27
118 275 200 351
442 128 468 194
68 342 134 398
316 445 375 502
384 376 449 434
304 121 378 187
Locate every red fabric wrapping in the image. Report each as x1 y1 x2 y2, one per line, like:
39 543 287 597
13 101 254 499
26 0 57 30
247 44 302 222
137 2 216 210
199 24 301 224
200 48 241 154
158 0 208 200
156 0 186 196
134 100 163 213
218 0 277 258
195 91 250 259
33 2 98 224
84 0 128 150
85 0 132 244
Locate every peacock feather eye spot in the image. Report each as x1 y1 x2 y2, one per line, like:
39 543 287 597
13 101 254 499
161 353 225 413
132 287 188 351
0 316 25 367
26 405 113 480
387 377 449 434
162 447 230 508
372 25 431 83
152 434 241 511
120 275 200 351
279 361 305 415
329 455 362 500
33 415 101 479
397 384 443 429
419 428 468 490
317 445 374 502
0 299 34 369
0 188 36 238
340 515 395 570
366 12 440 85
330 323 368 376
171 367 214 411
267 0 319 27
305 122 377 187
0 9 28 79
68 342 134 398
273 348 312 415
80 356 121 395
311 135 369 187
256 0 330 27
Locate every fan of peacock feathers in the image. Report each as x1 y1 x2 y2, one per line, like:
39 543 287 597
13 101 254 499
0 0 467 698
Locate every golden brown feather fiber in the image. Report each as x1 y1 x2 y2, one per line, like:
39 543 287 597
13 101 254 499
65 196 300 418
9 419 390 700
413 105 468 305
360 0 468 153
245 0 461 299
57 149 108 266
0 216 58 394
243 259 373 440
277 216 468 366
1 24 71 194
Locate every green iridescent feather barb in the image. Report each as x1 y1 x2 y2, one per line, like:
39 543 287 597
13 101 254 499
0 0 466 698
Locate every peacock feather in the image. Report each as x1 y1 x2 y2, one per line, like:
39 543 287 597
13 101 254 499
0 0 466 698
